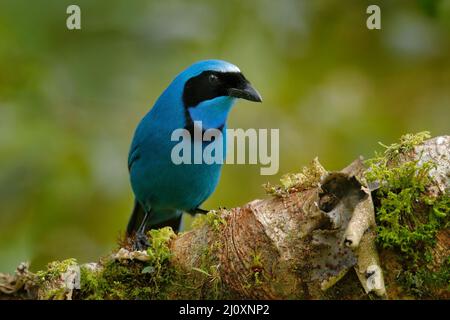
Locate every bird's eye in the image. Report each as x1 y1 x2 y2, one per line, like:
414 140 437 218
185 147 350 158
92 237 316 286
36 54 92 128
208 74 219 84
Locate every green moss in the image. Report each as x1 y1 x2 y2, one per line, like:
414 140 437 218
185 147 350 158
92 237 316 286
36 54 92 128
367 160 445 262
399 257 450 298
249 251 265 286
187 237 225 299
77 228 178 299
191 211 226 232
378 131 431 163
264 158 326 197
365 132 449 297
45 288 67 300
79 260 145 299
146 227 175 267
240 250 268 291
34 259 79 299
77 226 229 300
36 258 77 283
78 265 102 299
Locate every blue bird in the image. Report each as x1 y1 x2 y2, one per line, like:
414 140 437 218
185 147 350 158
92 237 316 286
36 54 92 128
126 60 262 248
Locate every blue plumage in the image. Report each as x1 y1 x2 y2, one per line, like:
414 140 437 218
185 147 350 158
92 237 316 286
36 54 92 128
127 60 261 242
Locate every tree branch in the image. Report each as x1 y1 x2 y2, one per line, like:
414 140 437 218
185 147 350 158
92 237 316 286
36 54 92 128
1 135 448 300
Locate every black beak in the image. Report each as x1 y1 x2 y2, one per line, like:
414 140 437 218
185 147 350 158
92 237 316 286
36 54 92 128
228 82 262 103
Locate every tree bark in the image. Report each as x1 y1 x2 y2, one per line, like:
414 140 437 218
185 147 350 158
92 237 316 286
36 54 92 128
1 135 448 300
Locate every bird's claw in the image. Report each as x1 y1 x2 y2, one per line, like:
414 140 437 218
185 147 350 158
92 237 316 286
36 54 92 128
132 231 150 251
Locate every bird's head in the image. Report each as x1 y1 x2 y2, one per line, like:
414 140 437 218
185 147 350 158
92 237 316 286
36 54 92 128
169 60 262 130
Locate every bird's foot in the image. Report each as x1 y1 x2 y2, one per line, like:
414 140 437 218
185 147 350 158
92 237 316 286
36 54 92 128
132 231 150 251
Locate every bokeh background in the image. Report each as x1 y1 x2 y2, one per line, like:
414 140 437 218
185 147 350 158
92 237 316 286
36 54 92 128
0 0 449 272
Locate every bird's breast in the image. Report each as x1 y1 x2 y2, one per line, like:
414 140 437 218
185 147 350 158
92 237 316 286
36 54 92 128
130 133 224 211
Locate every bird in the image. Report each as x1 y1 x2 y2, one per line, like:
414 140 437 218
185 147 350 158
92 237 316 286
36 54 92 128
126 59 262 248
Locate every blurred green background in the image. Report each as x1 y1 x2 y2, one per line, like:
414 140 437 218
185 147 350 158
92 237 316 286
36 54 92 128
0 0 449 272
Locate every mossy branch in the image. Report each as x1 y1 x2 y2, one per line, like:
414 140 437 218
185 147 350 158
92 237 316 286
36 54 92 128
1 134 448 300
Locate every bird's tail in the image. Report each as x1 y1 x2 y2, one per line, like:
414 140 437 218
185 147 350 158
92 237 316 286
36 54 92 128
126 199 146 236
126 200 183 236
